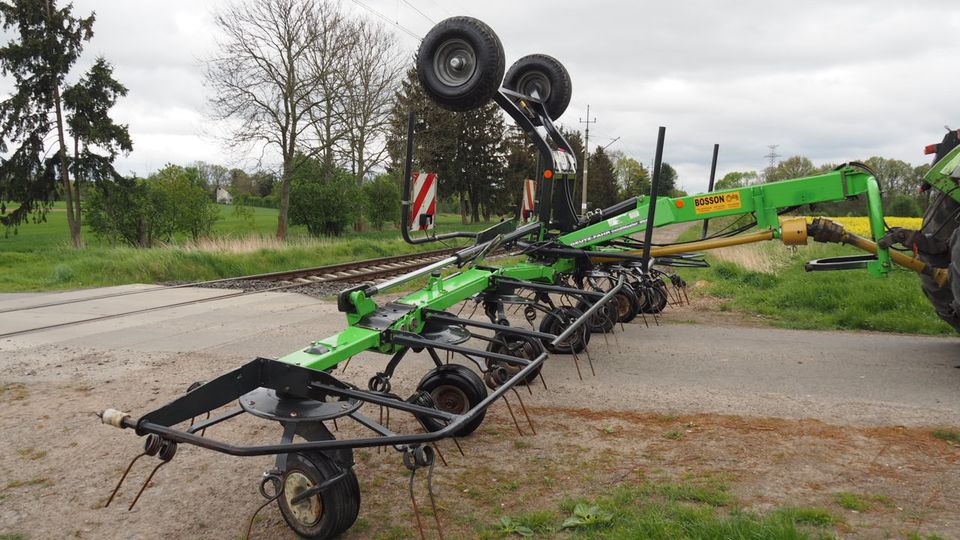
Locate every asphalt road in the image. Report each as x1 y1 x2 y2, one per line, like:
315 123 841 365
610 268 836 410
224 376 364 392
1 284 957 428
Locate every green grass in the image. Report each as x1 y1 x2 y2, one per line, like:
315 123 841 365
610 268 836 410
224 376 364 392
931 429 960 445
485 482 838 539
673 223 956 335
0 205 496 291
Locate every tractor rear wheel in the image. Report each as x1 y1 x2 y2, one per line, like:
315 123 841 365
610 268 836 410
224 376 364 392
416 17 504 112
918 189 960 332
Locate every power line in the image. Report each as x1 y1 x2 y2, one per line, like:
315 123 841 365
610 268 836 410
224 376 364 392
400 0 437 24
348 0 421 41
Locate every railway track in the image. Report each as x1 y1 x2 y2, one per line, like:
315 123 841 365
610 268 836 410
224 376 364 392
0 247 461 338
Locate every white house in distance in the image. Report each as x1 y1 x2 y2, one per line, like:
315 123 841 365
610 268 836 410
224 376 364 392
216 187 232 204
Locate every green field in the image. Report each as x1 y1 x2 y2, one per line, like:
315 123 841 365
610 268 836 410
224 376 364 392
672 224 956 335
0 204 491 291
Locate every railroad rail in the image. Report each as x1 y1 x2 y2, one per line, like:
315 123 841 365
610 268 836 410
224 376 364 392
0 247 463 338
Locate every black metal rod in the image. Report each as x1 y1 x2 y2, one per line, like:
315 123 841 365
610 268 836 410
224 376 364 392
495 277 605 298
701 143 720 239
423 311 557 341
551 275 624 346
125 355 547 455
186 407 243 434
640 127 666 270
389 332 534 366
400 110 478 245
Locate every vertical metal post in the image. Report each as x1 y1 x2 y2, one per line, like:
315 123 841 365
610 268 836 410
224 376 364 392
579 104 596 215
701 143 719 239
641 127 666 269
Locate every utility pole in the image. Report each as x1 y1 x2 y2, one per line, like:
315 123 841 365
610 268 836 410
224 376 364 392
579 104 596 214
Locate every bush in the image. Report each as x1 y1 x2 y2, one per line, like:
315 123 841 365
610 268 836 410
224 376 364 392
363 173 400 230
86 177 175 246
86 164 220 246
886 194 922 217
152 165 219 240
289 169 362 236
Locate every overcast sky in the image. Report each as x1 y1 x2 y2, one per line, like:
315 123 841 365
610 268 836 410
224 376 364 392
56 0 960 193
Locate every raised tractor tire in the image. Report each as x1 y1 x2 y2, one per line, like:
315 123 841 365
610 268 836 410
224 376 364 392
416 17 504 112
502 54 573 122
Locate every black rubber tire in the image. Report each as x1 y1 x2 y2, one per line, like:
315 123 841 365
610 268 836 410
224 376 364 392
538 307 590 354
919 190 960 332
415 364 488 437
575 298 617 333
503 54 572 121
636 281 669 314
278 452 361 539
416 17 504 112
614 286 641 323
485 333 542 385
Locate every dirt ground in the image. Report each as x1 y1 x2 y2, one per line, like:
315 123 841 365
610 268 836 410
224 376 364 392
1 301 958 540
1 222 957 540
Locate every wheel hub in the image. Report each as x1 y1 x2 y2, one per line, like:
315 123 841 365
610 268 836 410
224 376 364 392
434 39 476 87
431 385 468 414
284 471 322 526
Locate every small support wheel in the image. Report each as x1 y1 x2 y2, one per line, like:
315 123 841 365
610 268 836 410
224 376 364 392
614 286 641 323
538 307 590 354
636 281 668 314
278 452 360 540
416 17 505 112
485 333 542 386
414 364 488 437
503 54 573 123
575 298 617 333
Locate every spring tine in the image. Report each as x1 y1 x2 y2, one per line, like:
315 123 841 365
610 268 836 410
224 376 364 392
511 388 536 435
127 460 169 511
681 284 690 305
538 371 549 391
341 356 352 374
570 348 584 381
526 378 534 396
639 309 649 328
200 411 210 437
408 468 427 540
455 300 467 317
426 461 445 540
431 443 448 467
585 345 596 376
104 452 147 508
378 405 384 454
245 477 283 540
612 324 622 354
332 418 339 432
501 395 523 436
451 437 465 457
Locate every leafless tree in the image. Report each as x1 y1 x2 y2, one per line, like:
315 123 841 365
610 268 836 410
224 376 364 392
206 0 329 240
336 19 402 183
304 3 354 176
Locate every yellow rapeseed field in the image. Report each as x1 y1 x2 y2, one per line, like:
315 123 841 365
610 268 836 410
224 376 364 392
805 216 922 237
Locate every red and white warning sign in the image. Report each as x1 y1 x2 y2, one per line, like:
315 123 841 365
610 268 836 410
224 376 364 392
409 172 437 231
520 178 536 222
